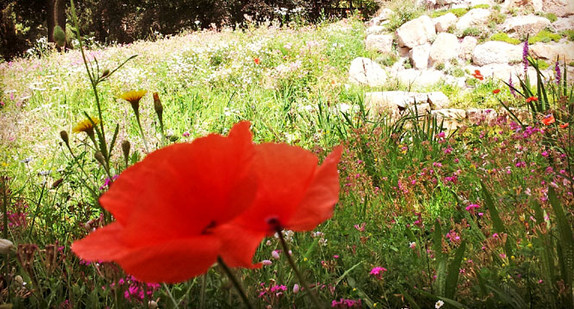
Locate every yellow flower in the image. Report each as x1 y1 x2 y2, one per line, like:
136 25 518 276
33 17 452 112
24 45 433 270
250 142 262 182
119 90 147 106
72 117 100 134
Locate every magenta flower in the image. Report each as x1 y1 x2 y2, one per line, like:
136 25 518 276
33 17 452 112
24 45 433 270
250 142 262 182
370 266 387 279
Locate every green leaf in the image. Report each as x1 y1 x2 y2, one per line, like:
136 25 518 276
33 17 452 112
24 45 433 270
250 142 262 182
445 241 466 299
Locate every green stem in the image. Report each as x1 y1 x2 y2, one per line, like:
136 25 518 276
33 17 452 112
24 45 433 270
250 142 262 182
276 228 324 309
162 283 179 308
1 177 8 239
200 273 206 309
135 114 150 153
217 256 253 309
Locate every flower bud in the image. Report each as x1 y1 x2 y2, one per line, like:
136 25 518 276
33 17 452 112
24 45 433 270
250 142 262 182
0 239 14 254
14 275 24 286
153 92 163 117
121 140 131 166
60 130 69 145
100 69 110 79
148 300 158 309
94 151 106 166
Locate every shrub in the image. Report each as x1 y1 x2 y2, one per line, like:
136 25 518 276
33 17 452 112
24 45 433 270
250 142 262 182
462 27 481 37
528 29 561 44
449 8 469 17
544 12 557 23
561 29 574 41
490 32 521 44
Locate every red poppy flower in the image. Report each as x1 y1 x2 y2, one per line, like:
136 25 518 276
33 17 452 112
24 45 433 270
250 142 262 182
492 89 500 94
72 122 261 283
232 144 343 235
542 114 555 126
526 96 538 103
472 70 484 80
560 123 569 129
254 57 260 65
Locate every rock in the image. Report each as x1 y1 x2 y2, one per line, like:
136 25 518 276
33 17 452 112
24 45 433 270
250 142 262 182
465 64 539 86
396 69 447 87
455 9 491 32
409 44 431 69
366 34 395 54
502 15 552 38
431 108 467 131
459 36 478 61
366 25 387 36
433 13 458 32
365 91 449 114
396 15 436 48
552 17 574 32
429 33 459 66
530 42 574 63
472 41 522 66
348 57 388 87
376 8 395 21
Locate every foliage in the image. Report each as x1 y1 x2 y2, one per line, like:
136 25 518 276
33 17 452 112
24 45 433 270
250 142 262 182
0 11 573 309
490 32 521 45
528 30 561 44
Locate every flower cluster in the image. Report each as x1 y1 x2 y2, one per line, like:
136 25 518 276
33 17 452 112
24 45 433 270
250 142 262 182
72 121 342 283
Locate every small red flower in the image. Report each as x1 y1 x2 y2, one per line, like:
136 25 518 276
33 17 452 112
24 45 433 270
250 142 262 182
492 89 500 94
560 123 569 129
254 57 260 65
542 114 555 126
472 70 484 80
72 122 261 283
526 96 538 103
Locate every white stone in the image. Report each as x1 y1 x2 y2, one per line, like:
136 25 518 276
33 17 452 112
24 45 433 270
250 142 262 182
365 91 450 114
531 42 574 63
472 41 522 66
502 15 552 38
552 17 574 32
433 13 458 33
429 33 460 66
410 44 431 70
366 34 395 54
459 36 478 61
456 9 491 32
348 57 388 87
396 15 436 48
396 69 447 87
366 25 387 36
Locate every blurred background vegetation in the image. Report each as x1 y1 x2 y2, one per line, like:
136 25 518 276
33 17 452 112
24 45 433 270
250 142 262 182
0 0 379 61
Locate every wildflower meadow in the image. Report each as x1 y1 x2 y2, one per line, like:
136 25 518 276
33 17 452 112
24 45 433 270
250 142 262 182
0 2 573 309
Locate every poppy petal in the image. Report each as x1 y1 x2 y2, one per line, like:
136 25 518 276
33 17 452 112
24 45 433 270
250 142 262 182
100 121 256 244
215 223 265 268
239 143 319 233
286 146 343 231
115 236 221 283
71 222 127 261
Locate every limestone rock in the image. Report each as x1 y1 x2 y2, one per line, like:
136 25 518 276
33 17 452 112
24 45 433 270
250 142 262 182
366 34 395 54
396 69 447 87
502 15 552 38
472 41 522 66
366 25 387 36
365 91 450 114
456 9 491 32
552 17 574 32
348 57 388 87
409 44 431 70
530 42 574 63
459 36 478 61
433 13 458 32
396 15 436 48
429 33 460 66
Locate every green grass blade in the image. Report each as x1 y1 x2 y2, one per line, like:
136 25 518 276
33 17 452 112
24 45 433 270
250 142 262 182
445 241 466 299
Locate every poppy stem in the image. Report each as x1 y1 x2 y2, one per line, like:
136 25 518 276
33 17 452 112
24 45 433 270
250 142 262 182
162 283 179 308
276 229 324 309
217 256 253 309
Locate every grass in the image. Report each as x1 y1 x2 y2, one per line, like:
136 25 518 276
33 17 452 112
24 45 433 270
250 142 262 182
1 13 574 309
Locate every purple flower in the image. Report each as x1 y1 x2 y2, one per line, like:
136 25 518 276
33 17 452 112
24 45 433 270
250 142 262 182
523 40 529 75
370 266 387 279
555 61 561 85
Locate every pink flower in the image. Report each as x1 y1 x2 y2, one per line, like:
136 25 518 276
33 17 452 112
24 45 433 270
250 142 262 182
370 266 387 279
465 204 480 212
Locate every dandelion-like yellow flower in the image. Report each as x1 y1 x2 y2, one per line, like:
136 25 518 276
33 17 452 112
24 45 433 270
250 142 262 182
72 117 100 134
119 90 147 107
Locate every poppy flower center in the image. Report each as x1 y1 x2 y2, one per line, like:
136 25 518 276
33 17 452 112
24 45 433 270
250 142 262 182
202 221 217 235
266 217 282 232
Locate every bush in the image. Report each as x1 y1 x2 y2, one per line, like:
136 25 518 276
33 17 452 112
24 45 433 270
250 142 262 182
490 32 521 44
528 29 561 44
462 27 481 37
